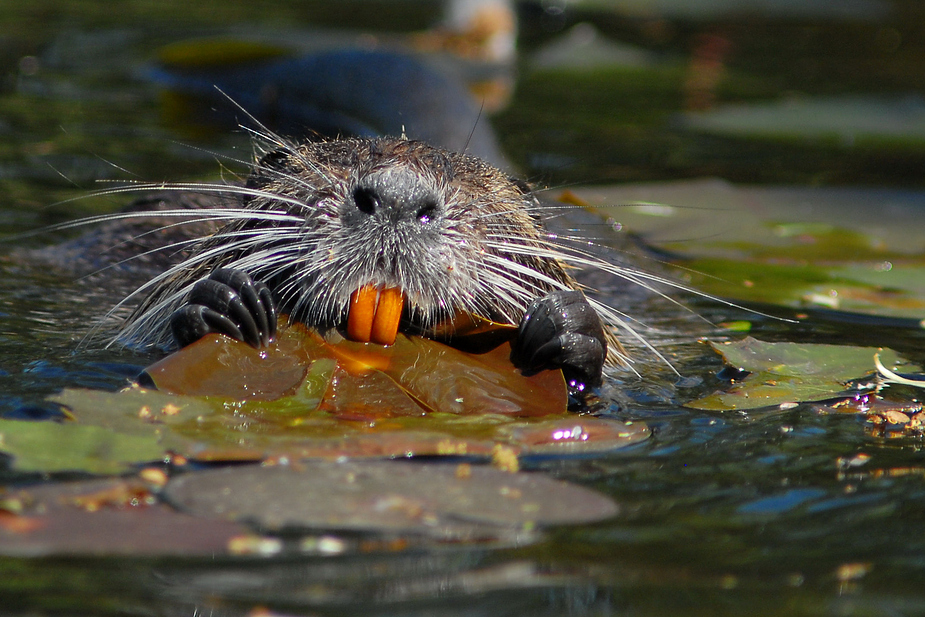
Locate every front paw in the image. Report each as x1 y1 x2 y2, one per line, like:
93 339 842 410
170 268 277 349
510 290 606 393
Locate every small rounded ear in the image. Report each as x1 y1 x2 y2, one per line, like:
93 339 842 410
507 176 534 196
245 149 295 192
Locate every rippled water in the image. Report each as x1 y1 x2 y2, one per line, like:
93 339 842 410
1 1 924 615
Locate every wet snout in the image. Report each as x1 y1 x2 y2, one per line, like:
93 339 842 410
341 167 445 345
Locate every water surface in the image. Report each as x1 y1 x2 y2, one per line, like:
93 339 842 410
1 1 924 615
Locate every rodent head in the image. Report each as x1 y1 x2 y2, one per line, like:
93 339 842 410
239 137 574 335
118 136 579 350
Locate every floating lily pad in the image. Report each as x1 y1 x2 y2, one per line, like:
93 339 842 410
682 95 925 147
686 337 921 411
145 322 567 416
685 258 925 320
164 461 619 538
157 37 292 68
35 327 647 473
572 182 925 321
0 418 165 474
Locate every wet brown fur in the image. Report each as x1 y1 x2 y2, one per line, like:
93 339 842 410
118 136 624 359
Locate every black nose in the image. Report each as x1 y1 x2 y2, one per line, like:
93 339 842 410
345 168 444 228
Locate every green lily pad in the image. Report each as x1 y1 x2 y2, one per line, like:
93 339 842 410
0 418 165 474
686 337 921 411
157 37 292 68
571 181 925 321
685 257 925 320
682 95 925 147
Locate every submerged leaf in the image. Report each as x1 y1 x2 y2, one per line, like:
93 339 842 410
686 337 921 411
164 461 620 538
0 478 251 557
686 258 925 320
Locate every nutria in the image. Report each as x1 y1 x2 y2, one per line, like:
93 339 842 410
107 134 624 398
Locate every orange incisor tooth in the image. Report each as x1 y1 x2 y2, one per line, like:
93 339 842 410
371 286 403 346
347 285 378 342
347 285 404 345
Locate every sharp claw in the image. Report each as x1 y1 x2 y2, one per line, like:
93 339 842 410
170 304 244 348
210 268 271 344
187 278 261 347
228 295 262 348
171 268 277 349
171 305 210 348
201 306 245 343
257 283 277 343
557 332 606 389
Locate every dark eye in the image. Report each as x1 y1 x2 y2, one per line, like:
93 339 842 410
353 186 379 215
416 200 439 224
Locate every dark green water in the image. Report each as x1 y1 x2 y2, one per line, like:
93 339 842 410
1 1 924 615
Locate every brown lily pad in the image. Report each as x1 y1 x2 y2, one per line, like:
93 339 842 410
145 322 568 416
38 325 647 473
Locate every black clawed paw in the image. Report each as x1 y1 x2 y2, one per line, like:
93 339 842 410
170 268 277 349
510 290 606 395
